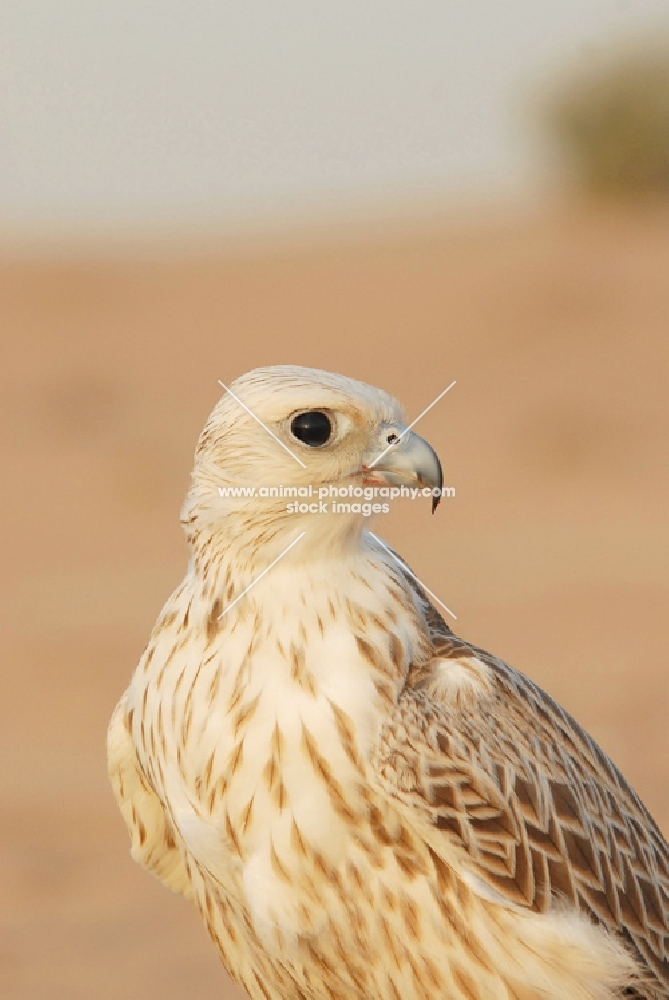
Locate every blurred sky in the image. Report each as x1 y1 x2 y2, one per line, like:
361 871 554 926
1 0 668 240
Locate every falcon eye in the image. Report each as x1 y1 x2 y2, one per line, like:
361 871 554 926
290 411 332 447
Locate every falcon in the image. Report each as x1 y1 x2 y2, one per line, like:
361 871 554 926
108 365 669 999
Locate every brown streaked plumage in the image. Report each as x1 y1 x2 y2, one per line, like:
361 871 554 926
108 365 668 999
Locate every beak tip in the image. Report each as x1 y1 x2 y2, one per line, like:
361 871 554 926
432 457 443 515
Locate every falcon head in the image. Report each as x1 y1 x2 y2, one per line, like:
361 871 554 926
182 366 442 559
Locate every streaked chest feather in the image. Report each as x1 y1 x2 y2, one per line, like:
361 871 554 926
129 561 424 941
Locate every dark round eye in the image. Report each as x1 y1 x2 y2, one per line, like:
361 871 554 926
290 411 332 447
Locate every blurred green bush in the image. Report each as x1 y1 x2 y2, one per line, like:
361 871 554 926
545 42 669 194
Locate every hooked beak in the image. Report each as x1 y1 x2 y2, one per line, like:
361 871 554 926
363 427 443 513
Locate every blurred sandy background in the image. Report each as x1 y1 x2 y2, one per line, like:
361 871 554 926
1 4 669 1000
